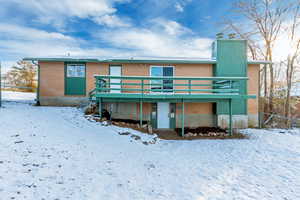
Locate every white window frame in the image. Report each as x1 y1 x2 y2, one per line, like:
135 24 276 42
66 64 85 78
150 66 174 93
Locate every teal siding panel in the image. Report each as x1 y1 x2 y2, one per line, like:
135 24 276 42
215 40 248 115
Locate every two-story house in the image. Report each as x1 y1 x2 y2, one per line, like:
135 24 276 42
24 39 269 135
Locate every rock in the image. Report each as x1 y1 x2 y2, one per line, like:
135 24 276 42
185 132 193 137
142 124 148 128
11 134 19 137
118 132 131 136
102 121 108 126
148 125 153 134
131 134 141 140
84 107 93 115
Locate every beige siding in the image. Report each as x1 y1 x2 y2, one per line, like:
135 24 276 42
39 62 109 97
86 63 107 94
122 63 149 93
175 63 212 94
248 64 260 114
40 61 65 97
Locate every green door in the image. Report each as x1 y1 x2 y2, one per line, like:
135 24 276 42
65 63 86 95
169 103 176 129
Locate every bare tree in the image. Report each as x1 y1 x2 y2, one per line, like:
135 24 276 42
223 0 291 116
6 61 37 92
284 3 300 127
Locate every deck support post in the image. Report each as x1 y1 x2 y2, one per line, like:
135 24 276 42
140 99 143 128
181 99 185 137
99 98 102 119
229 99 233 136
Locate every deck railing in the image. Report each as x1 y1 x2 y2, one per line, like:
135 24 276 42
91 75 248 97
90 75 251 136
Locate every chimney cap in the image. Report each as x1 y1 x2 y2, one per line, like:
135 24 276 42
216 33 224 39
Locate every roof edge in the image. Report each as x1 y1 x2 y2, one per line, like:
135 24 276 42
23 57 217 64
247 60 272 64
23 57 271 65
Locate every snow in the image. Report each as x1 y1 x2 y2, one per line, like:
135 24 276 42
0 92 300 200
1 91 35 103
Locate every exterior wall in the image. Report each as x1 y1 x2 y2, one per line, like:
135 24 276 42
86 63 108 94
39 61 65 97
39 61 106 106
104 102 152 121
120 63 213 94
217 64 260 129
39 62 213 101
104 102 215 128
174 64 212 94
218 115 248 129
122 63 149 93
248 64 260 127
176 103 215 128
38 61 260 129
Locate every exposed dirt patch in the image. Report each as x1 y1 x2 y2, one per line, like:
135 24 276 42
86 116 248 140
156 130 248 140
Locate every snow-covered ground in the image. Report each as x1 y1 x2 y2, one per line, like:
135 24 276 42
0 92 300 200
1 91 35 103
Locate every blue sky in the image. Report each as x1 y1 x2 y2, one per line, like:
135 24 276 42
0 0 232 72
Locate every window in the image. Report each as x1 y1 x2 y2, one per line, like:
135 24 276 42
67 64 85 77
150 66 174 92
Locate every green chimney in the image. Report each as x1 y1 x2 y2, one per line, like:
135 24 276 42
214 39 248 115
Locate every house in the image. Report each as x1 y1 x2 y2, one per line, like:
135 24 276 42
24 39 269 135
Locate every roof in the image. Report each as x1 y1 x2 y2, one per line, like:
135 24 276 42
23 57 271 65
23 57 100 63
23 57 217 64
248 60 272 64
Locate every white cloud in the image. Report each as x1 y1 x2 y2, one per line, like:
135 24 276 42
174 0 192 13
3 0 130 28
98 27 212 58
0 21 212 73
175 3 184 12
0 23 74 42
94 14 131 27
0 23 143 62
151 18 193 36
0 23 82 59
0 0 213 73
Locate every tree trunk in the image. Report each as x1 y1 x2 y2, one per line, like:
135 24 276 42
285 56 296 128
266 44 274 115
263 64 268 117
269 62 274 114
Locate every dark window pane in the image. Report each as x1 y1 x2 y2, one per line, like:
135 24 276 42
163 67 173 76
163 67 173 92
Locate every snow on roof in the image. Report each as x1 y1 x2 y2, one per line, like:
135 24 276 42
23 57 270 65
